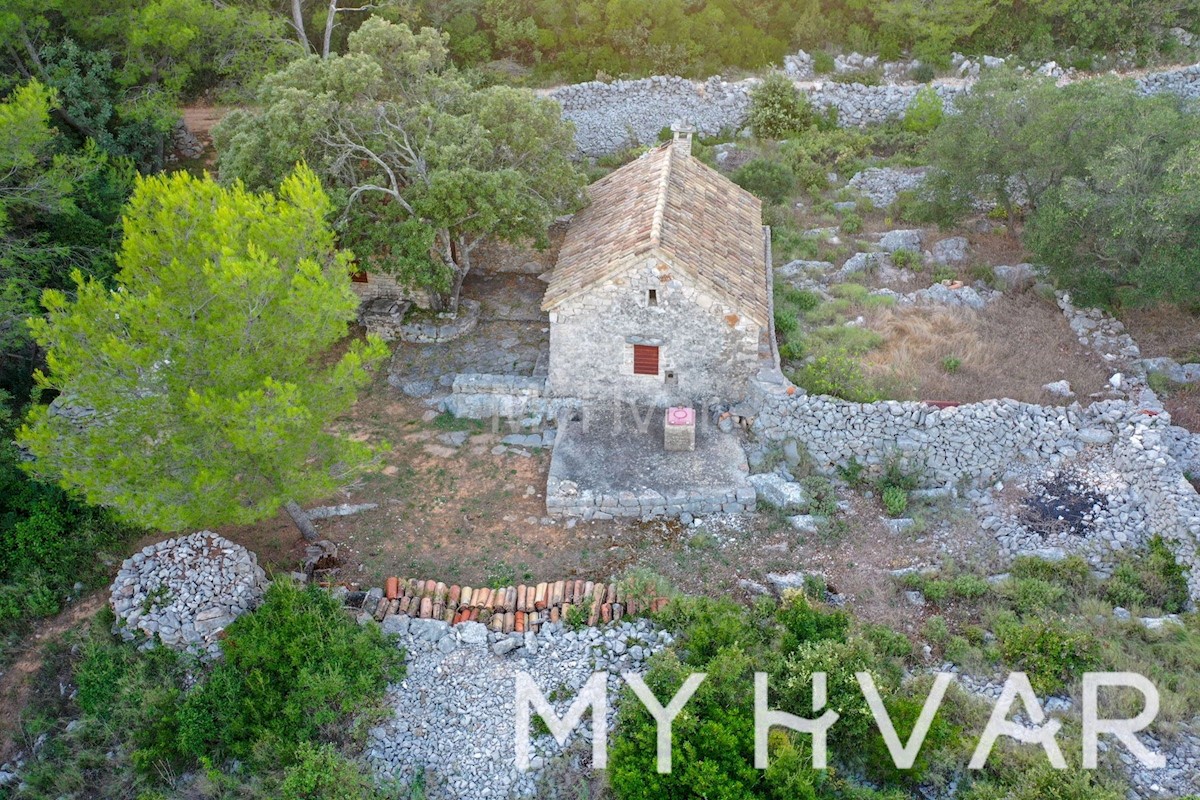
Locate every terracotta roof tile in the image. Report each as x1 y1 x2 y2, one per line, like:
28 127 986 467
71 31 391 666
542 141 767 326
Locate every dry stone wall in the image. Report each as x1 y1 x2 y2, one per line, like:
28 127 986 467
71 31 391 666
746 386 1200 600
545 472 756 521
551 62 1200 156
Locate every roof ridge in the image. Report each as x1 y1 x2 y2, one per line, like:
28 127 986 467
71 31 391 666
648 141 676 247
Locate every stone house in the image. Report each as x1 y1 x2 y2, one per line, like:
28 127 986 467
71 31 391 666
541 125 769 407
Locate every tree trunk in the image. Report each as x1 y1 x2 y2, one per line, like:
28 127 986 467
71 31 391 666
291 0 312 54
322 0 338 58
284 500 321 542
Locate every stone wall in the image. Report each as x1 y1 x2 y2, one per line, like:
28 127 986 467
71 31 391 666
109 532 268 658
394 299 480 343
750 389 1093 485
545 472 756 520
351 271 434 309
550 62 1200 156
441 373 578 423
747 386 1200 599
546 256 762 405
1111 420 1200 600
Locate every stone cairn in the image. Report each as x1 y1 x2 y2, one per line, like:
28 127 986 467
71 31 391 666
109 531 268 658
342 576 669 636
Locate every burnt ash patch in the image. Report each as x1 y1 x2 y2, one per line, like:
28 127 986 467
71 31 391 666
1017 469 1110 537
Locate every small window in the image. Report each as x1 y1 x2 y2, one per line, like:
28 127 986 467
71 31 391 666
351 270 369 283
633 344 659 376
647 289 658 306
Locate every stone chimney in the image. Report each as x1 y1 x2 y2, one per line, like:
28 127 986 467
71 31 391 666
670 120 695 157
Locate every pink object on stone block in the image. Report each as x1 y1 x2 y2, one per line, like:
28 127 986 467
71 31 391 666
667 406 695 426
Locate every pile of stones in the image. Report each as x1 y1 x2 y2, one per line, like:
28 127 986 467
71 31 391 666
109 532 267 658
847 167 929 208
168 122 204 162
366 616 666 798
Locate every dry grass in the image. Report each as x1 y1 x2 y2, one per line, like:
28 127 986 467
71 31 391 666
1119 304 1200 363
859 292 1111 404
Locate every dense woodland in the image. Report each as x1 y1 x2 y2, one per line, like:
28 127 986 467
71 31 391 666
1 2 1199 799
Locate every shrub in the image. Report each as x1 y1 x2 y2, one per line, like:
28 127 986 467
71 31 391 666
777 591 850 651
878 452 922 493
732 158 796 205
941 355 962 373
903 86 945 134
890 248 919 269
1103 536 1189 614
176 580 404 766
813 324 883 355
73 611 193 778
790 351 883 403
774 308 799 335
841 212 863 233
813 51 836 75
748 73 814 139
996 620 1099 695
1003 577 1067 615
279 742 389 800
951 574 989 599
882 485 908 517
1010 555 1094 594
800 475 839 517
909 62 936 83
778 287 821 311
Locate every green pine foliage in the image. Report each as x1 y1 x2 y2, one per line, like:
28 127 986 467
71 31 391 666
18 166 389 533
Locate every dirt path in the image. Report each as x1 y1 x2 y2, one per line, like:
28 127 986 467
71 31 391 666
0 593 106 763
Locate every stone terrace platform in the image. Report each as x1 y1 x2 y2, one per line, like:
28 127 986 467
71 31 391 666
545 405 755 520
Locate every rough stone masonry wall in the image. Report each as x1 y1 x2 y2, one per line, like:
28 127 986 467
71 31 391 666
551 63 1200 156
545 471 756 521
750 389 1090 485
1111 420 1200 601
546 257 761 406
441 373 578 423
749 387 1200 599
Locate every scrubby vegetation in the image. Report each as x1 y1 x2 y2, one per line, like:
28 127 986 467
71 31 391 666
399 0 1200 80
609 573 1171 800
18 581 404 798
923 69 1200 309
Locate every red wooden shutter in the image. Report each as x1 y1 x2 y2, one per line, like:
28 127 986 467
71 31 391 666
633 345 659 375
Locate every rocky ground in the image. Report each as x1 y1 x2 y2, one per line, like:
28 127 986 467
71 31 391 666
367 616 666 798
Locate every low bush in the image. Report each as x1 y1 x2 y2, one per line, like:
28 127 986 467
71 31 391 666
176 579 405 767
748 73 814 139
903 85 944 134
996 619 1100 695
279 742 393 800
779 287 822 311
882 485 908 517
812 324 883 355
1001 576 1067 615
733 158 796 205
0 420 141 637
790 351 883 403
1103 536 1189 614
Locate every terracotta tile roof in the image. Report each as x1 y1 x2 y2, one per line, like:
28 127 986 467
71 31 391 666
542 140 768 326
